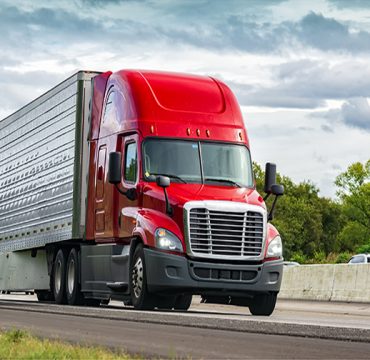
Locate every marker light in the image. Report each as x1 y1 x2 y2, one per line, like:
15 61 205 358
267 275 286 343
155 228 184 252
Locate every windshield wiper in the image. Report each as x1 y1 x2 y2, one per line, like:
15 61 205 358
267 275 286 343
148 173 187 184
204 178 241 188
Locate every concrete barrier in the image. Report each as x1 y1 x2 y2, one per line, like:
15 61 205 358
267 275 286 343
279 263 370 302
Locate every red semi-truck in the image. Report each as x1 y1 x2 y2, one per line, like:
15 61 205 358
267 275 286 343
0 69 284 315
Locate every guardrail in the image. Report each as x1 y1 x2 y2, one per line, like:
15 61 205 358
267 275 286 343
279 263 370 302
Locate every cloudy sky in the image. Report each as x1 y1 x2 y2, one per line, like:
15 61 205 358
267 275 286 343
1 0 369 198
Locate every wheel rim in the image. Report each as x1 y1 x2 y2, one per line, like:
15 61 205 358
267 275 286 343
67 258 75 295
54 258 62 294
132 257 143 299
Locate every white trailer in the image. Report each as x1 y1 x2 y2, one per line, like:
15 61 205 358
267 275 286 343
0 71 98 292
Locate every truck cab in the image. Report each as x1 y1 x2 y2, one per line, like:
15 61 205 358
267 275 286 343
83 70 284 315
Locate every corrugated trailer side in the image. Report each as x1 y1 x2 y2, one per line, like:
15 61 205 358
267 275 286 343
0 71 99 253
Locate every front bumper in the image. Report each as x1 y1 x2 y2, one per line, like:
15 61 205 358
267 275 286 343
144 248 283 297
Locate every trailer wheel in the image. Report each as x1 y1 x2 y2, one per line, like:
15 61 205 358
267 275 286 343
52 249 67 304
130 244 156 310
35 290 54 302
66 248 84 305
174 294 192 311
248 293 277 316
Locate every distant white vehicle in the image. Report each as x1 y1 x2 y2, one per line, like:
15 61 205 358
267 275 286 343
348 254 370 264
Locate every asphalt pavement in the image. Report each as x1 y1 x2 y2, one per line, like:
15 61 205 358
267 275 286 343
0 294 369 359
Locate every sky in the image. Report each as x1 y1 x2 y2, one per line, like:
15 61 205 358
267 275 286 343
1 0 369 198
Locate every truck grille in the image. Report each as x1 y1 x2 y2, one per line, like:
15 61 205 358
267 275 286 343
188 208 264 259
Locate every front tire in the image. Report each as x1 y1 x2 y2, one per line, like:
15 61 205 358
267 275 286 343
52 249 67 304
130 244 156 310
66 248 84 305
174 294 192 311
248 293 277 316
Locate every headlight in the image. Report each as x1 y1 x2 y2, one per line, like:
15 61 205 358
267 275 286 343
266 235 283 258
155 228 184 252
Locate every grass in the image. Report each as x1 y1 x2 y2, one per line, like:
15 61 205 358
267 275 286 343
0 329 136 359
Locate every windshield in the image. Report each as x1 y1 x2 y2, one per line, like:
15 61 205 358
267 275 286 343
143 139 253 187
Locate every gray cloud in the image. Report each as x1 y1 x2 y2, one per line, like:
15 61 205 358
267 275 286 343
231 59 370 109
1 3 370 116
81 0 138 4
328 0 370 9
321 124 335 133
296 12 370 52
155 11 370 54
2 3 370 58
311 97 370 132
341 98 370 130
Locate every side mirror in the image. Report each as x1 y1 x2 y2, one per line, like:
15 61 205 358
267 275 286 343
156 175 170 188
264 162 276 194
156 176 172 216
108 152 122 184
271 184 284 196
263 163 284 221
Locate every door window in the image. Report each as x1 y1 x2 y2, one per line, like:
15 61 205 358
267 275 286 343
124 142 137 183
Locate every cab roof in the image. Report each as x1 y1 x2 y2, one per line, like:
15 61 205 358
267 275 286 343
90 69 248 146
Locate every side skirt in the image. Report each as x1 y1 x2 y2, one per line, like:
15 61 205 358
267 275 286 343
80 243 130 299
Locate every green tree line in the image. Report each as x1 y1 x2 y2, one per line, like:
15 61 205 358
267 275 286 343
253 159 370 264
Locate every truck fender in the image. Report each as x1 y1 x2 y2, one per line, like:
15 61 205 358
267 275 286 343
132 208 183 248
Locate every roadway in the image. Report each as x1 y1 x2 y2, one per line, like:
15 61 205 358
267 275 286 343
0 294 369 359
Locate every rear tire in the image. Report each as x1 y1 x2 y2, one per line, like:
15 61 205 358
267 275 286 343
130 244 156 310
36 290 54 302
66 248 84 305
174 294 192 311
248 293 277 316
52 249 67 304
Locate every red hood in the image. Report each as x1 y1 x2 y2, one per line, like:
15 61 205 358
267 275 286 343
142 182 266 210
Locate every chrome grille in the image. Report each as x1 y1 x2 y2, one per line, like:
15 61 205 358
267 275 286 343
188 207 264 259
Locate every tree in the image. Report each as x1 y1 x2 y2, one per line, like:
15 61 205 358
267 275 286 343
253 159 369 262
335 160 370 252
253 162 326 260
335 160 370 198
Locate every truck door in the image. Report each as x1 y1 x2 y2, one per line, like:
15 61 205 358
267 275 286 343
120 134 139 238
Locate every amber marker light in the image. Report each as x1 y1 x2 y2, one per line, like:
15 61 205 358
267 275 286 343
150 125 154 134
157 228 167 237
196 129 200 136
186 128 191 136
206 129 210 137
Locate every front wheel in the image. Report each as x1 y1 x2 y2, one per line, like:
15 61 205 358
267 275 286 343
174 294 192 311
130 244 157 310
248 293 277 316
